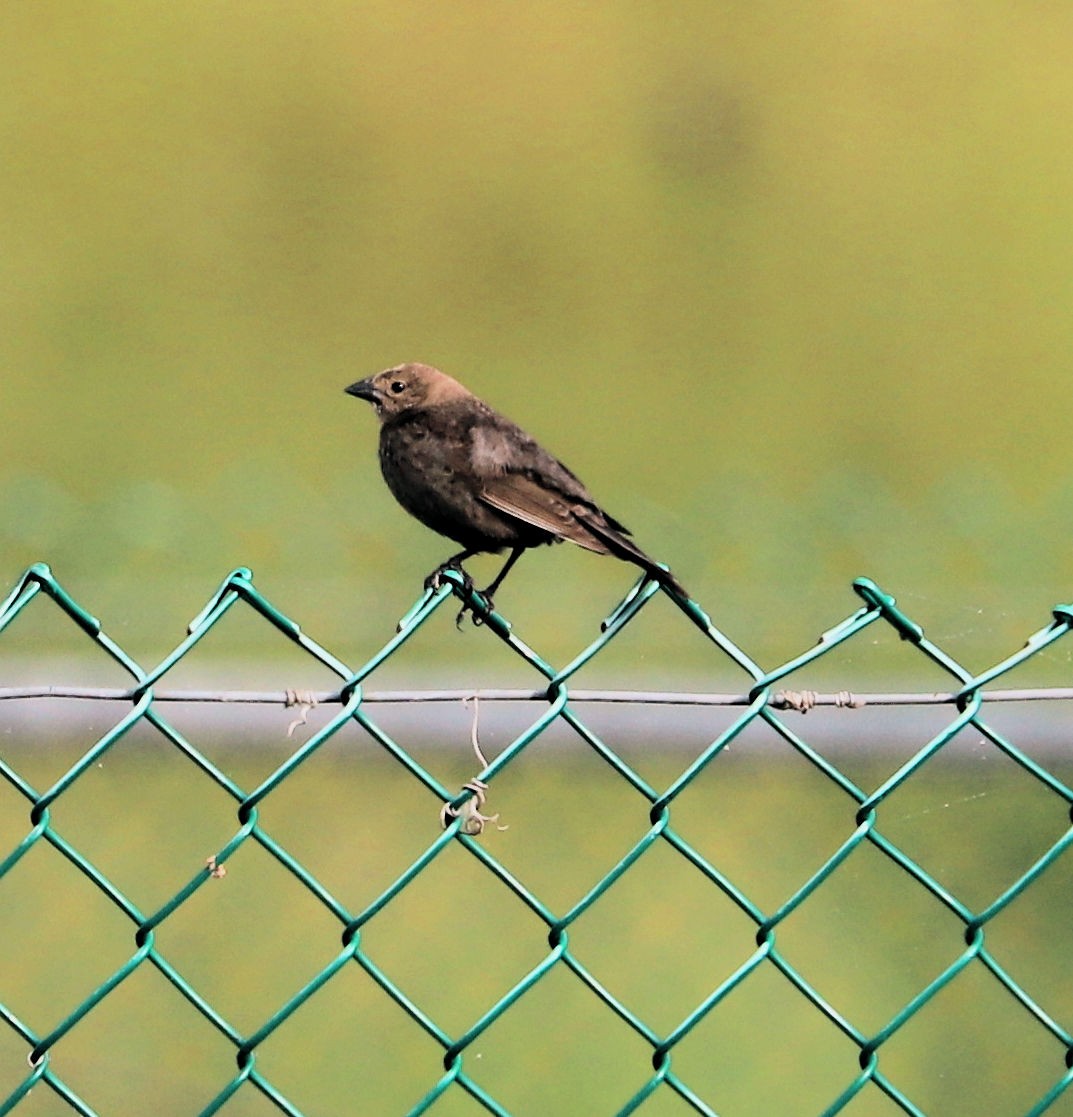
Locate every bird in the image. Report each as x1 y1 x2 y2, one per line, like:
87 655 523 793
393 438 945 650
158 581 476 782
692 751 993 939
345 362 687 617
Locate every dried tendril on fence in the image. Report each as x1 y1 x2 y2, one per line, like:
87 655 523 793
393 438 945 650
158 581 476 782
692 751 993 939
440 695 508 835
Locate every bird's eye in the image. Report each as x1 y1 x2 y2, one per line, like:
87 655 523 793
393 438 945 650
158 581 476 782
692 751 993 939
390 380 406 394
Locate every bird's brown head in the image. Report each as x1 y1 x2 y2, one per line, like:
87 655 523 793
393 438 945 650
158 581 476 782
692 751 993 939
344 363 472 421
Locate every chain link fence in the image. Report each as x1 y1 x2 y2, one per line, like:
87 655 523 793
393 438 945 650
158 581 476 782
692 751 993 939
1 561 1071 1116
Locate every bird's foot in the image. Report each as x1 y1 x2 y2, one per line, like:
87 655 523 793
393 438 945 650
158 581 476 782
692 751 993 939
424 561 473 594
454 588 495 630
421 562 492 627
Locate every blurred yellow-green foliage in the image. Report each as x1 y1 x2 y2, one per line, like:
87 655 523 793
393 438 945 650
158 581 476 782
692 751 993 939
2 4 1072 665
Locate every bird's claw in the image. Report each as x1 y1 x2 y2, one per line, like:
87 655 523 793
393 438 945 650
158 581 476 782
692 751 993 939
424 561 474 594
455 591 494 630
421 562 491 628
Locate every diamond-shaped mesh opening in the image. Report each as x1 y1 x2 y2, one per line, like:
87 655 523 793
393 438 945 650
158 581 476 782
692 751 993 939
474 746 658 914
985 845 1073 1025
778 841 966 1031
471 964 654 1115
254 964 449 1115
875 728 1073 910
3 564 1073 1115
670 719 861 912
0 838 134 1027
358 841 549 1036
153 837 345 1033
252 726 441 914
44 720 241 914
879 961 1066 1117
44 964 231 1114
569 840 755 1033
673 961 855 1116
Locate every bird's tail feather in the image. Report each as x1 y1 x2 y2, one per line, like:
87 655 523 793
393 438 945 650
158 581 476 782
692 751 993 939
578 514 688 599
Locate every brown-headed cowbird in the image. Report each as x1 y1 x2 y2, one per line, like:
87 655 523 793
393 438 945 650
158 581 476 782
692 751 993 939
345 363 686 613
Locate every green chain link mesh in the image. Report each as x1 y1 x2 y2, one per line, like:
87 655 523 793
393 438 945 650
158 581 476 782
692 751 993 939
1 561 1071 1115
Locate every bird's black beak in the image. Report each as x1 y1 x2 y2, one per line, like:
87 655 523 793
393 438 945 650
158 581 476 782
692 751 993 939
344 378 381 405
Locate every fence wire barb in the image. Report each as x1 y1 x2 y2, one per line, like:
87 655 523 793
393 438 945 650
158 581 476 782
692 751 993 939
1 561 1072 1116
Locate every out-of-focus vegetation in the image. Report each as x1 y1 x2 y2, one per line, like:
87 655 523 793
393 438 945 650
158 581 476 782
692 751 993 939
2 4 1073 668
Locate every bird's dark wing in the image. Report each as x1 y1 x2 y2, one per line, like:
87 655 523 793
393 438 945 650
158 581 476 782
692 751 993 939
479 474 613 555
464 407 619 552
461 403 682 590
480 475 682 591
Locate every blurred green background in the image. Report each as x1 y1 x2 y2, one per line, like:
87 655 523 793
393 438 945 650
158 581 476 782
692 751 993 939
3 2 1073 669
3 5 1073 1116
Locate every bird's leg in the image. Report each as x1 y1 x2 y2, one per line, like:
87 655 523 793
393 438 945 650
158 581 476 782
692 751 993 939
453 546 526 628
480 546 526 607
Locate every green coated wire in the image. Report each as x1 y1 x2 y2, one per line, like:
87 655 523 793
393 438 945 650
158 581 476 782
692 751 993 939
1 562 1072 1116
